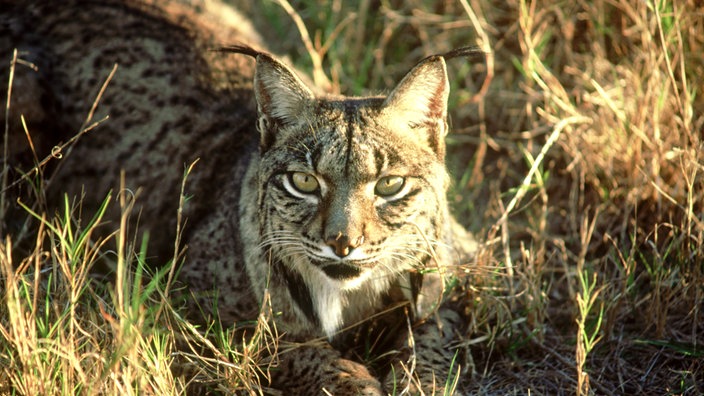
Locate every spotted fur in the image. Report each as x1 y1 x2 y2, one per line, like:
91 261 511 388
2 1 477 394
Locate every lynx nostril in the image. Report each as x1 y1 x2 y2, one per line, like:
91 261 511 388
325 233 364 258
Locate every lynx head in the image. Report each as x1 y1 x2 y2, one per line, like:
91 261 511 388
233 45 458 336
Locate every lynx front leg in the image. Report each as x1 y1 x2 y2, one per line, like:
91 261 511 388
383 308 469 395
270 345 383 396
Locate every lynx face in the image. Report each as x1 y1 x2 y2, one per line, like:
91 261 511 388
260 102 449 284
241 48 456 337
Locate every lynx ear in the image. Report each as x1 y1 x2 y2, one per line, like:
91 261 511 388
253 54 314 149
382 56 450 158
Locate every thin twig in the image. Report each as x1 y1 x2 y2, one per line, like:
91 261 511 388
494 115 591 272
0 115 109 195
1 49 18 233
273 0 331 91
0 63 118 197
458 0 494 102
155 159 198 324
47 63 118 188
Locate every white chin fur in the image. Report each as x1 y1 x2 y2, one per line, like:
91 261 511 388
296 256 390 339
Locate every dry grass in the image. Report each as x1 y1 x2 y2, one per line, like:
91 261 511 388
2 0 703 394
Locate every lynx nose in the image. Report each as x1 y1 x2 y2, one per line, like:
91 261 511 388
325 233 364 258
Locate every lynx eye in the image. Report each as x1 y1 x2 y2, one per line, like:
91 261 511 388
375 176 405 197
290 172 319 194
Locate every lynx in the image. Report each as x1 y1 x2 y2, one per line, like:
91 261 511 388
2 1 477 394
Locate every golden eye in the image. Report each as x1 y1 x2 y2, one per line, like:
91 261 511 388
375 176 405 197
290 172 319 193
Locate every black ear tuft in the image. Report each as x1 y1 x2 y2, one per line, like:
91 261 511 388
437 45 486 61
216 44 265 59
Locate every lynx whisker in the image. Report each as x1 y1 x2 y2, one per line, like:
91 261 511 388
377 251 427 272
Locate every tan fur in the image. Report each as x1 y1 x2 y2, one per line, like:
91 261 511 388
2 1 476 394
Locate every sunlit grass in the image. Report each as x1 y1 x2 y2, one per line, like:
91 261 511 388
0 192 184 394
